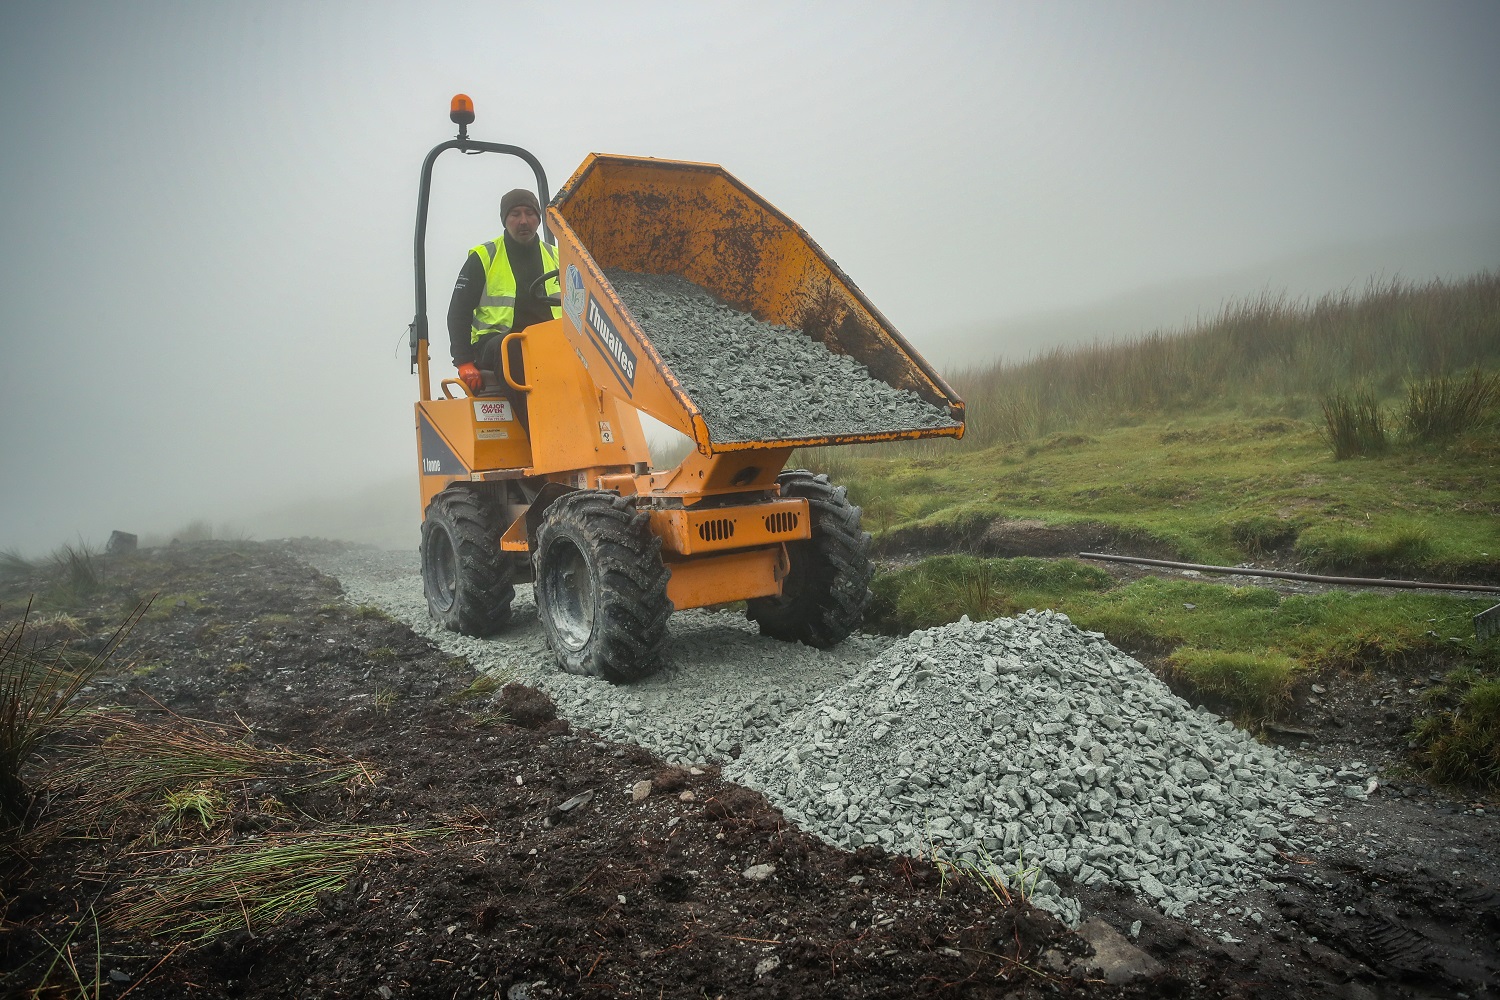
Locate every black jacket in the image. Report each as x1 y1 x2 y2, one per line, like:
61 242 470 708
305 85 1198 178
446 234 553 366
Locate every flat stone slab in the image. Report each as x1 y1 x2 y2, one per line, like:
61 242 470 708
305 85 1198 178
1078 917 1163 985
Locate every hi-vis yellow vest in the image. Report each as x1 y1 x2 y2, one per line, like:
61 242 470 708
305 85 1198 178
469 238 562 343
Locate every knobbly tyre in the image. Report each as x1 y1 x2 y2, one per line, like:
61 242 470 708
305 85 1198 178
408 95 964 682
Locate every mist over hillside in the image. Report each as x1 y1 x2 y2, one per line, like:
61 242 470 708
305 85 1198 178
929 223 1500 367
216 264 1499 554
235 477 418 553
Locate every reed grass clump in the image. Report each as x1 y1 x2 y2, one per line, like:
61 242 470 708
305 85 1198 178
1 602 145 829
156 786 225 839
0 548 35 584
1226 515 1298 557
1320 387 1388 459
23 542 110 609
1402 367 1500 444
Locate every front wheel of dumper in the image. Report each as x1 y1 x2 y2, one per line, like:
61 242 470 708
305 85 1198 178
533 491 672 682
747 470 873 648
421 487 516 636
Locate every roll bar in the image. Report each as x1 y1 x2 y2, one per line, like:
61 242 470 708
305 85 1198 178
407 98 552 401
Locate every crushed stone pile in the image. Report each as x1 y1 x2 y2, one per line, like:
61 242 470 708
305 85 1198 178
604 270 957 442
305 548 1345 931
724 612 1335 927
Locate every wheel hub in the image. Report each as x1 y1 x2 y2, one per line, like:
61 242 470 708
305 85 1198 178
544 539 594 651
429 528 458 612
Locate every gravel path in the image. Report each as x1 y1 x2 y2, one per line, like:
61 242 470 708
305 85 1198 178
306 547 1351 931
605 270 957 442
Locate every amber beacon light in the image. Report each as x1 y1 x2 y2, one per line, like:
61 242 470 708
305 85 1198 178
450 94 475 125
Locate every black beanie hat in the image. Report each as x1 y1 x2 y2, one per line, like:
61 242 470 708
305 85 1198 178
501 188 541 219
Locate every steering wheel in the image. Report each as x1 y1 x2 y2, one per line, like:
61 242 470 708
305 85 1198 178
529 269 562 308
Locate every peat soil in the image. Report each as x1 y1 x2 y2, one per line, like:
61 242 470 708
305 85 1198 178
1 540 1496 999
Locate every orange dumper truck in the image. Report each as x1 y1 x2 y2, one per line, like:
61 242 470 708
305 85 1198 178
408 96 963 682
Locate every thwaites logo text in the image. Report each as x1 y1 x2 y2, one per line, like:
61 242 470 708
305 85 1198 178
586 298 637 390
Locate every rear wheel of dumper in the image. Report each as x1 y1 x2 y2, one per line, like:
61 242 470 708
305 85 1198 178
421 487 515 636
533 491 672 682
747 470 873 648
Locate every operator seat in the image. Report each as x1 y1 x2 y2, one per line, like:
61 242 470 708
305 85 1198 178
476 335 530 433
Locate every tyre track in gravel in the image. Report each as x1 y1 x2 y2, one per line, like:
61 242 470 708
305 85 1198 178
304 547 890 766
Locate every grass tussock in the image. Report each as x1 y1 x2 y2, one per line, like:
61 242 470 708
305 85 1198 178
0 548 36 583
52 543 104 599
1 601 146 830
1320 387 1389 459
1403 367 1500 444
6 541 111 610
446 671 508 703
1412 673 1500 791
3 540 144 610
1318 366 1498 460
156 786 226 840
1225 515 1299 558
1166 646 1302 723
927 843 1042 909
111 827 431 940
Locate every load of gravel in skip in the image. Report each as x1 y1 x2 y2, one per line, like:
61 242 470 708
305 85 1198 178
722 611 1333 928
604 270 956 442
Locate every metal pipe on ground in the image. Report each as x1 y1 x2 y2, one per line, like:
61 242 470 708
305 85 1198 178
1076 552 1500 596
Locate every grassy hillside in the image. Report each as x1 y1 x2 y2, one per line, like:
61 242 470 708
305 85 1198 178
800 271 1500 582
939 271 1500 451
838 414 1497 582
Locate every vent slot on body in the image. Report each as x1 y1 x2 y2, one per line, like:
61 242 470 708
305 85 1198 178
763 511 800 534
697 518 736 542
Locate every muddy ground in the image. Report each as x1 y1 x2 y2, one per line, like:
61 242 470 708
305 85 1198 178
1 540 1495 998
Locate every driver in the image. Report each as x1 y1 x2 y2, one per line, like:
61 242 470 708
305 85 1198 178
446 188 562 427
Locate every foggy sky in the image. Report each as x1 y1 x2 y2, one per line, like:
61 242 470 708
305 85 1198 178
2 0 1497 554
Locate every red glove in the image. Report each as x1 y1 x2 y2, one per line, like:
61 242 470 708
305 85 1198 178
457 362 483 392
